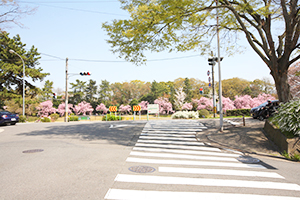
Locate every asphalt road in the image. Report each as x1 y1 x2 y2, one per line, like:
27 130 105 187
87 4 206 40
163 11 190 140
1 120 300 200
0 121 146 199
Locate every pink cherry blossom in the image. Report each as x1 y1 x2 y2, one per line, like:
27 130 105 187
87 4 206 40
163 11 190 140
57 103 73 116
36 100 57 117
182 102 193 111
73 101 94 115
154 97 174 114
222 97 236 111
119 104 131 114
139 101 149 110
96 103 108 114
193 97 213 111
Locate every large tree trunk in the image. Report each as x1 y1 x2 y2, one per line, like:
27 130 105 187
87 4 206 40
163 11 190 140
270 61 292 103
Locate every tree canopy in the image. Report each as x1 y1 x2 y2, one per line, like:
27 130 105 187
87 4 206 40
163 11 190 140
0 32 48 108
103 0 300 102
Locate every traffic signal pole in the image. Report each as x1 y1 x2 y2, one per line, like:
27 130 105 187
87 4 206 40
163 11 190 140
211 51 216 118
65 58 69 122
216 0 223 132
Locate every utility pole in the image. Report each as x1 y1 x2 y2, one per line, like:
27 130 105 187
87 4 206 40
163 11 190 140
65 58 69 122
216 0 223 132
211 51 216 118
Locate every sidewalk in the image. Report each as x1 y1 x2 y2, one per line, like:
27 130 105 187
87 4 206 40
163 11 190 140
197 118 283 157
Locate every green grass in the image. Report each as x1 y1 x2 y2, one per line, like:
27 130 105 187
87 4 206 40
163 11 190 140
282 151 300 161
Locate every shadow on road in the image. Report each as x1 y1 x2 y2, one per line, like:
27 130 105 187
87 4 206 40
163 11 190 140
16 121 147 146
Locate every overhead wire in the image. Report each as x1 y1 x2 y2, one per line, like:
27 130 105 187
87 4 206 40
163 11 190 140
18 1 127 16
40 53 200 63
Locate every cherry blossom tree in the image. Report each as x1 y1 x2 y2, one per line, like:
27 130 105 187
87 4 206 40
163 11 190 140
174 87 186 111
119 104 131 114
222 97 236 111
182 102 192 111
36 100 57 117
57 103 73 116
193 97 213 111
288 62 300 99
234 95 253 109
96 103 108 114
73 101 94 115
139 101 149 110
252 93 276 107
154 97 174 114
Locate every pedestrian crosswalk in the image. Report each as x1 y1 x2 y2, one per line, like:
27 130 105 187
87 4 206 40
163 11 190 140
104 120 300 200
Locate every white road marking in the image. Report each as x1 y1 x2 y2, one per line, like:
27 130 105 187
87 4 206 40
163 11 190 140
159 167 285 179
105 189 300 200
141 133 195 137
132 147 240 157
0 129 4 133
130 151 238 162
126 157 266 169
139 136 197 141
115 174 300 191
142 130 197 134
135 143 221 151
137 139 204 145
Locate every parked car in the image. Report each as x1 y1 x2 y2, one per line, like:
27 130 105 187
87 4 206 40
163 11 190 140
0 110 19 125
250 100 279 119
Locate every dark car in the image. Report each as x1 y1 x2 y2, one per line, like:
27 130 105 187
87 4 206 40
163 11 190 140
250 100 279 119
0 110 19 125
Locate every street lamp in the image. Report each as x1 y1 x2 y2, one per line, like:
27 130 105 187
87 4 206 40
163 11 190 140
9 49 25 117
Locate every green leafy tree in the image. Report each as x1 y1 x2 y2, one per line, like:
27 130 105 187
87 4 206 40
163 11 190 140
0 32 48 109
103 0 300 102
183 78 192 102
41 80 53 101
221 77 250 99
69 79 86 105
85 79 97 112
98 80 112 106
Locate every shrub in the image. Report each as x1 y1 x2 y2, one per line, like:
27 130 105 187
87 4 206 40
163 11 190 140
41 117 51 122
19 115 26 123
225 109 251 116
50 113 59 121
69 116 79 121
102 114 120 121
198 109 210 118
171 111 199 119
273 99 300 137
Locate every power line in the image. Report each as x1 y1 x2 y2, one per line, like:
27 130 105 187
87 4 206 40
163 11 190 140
19 1 119 3
40 52 200 63
18 1 127 16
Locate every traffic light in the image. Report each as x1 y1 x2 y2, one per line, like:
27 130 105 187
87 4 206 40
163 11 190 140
80 72 91 76
208 57 223 66
53 93 56 99
199 87 203 94
208 57 216 66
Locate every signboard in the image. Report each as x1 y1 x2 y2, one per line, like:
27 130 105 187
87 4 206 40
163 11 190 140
147 104 159 114
109 106 117 112
133 105 141 111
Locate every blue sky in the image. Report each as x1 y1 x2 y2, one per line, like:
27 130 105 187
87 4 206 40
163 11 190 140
8 0 273 92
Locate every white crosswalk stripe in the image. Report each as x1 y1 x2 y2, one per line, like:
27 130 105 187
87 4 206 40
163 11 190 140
105 120 300 200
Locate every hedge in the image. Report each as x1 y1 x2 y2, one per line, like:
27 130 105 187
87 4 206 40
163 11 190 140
225 109 251 116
